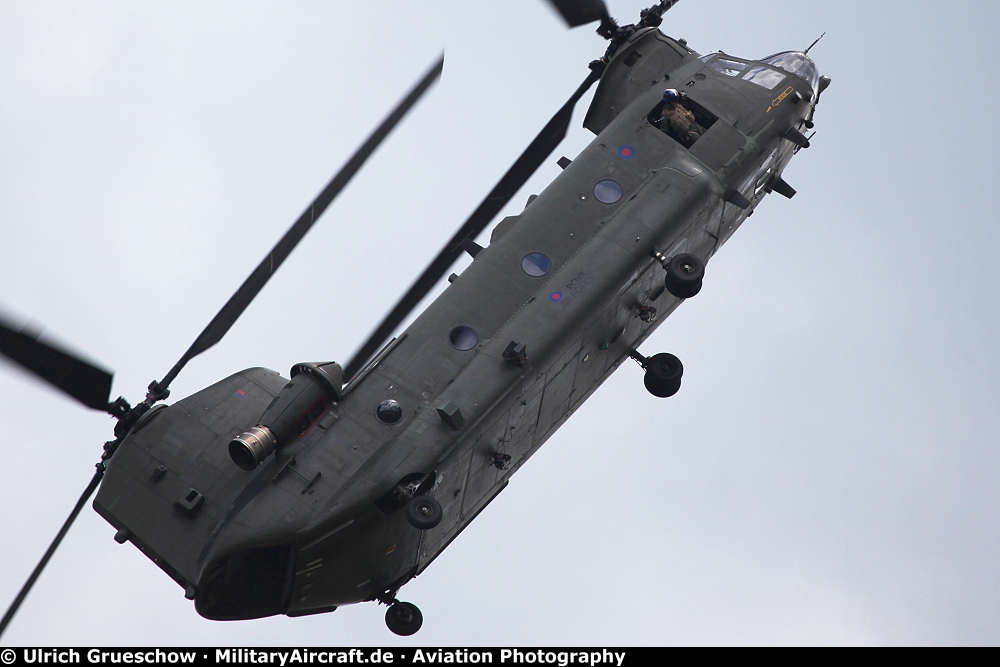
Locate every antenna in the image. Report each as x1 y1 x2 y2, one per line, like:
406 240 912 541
805 32 826 55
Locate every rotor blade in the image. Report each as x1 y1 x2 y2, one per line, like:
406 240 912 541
545 0 611 27
0 468 103 639
0 313 114 413
153 55 445 395
344 68 601 379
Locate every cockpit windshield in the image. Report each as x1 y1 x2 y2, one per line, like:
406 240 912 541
760 51 819 91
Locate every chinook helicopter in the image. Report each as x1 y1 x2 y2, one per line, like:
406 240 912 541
0 0 828 638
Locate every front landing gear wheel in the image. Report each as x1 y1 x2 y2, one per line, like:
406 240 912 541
643 353 683 398
385 601 423 636
405 495 443 530
664 253 704 299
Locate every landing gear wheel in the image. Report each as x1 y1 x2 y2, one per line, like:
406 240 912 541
643 353 683 398
385 601 423 636
405 495 443 530
664 253 704 299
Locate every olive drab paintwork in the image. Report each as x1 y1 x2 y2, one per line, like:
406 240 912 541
92 17 824 626
0 2 827 637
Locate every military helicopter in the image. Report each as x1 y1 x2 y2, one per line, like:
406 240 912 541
0 0 829 638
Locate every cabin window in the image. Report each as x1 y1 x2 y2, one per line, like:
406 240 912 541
521 252 551 277
375 399 403 424
449 325 478 351
593 180 623 204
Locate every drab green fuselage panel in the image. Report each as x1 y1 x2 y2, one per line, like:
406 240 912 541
94 30 817 619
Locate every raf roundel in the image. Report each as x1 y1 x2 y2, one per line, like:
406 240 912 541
549 292 564 302
618 145 635 159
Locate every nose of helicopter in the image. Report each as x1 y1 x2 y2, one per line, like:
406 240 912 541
761 51 820 92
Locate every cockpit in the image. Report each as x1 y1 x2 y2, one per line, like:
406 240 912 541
697 51 820 94
759 51 819 91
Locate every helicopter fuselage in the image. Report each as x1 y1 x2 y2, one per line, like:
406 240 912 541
93 27 821 622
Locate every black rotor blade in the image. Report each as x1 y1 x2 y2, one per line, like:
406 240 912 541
546 0 612 27
344 68 601 379
0 313 114 413
0 468 103 639
154 55 444 394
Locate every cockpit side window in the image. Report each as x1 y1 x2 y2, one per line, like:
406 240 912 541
709 57 748 78
743 65 787 90
647 92 718 149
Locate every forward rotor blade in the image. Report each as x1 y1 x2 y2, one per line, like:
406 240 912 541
344 69 601 379
0 468 103 639
545 0 612 27
0 313 114 413
154 55 445 394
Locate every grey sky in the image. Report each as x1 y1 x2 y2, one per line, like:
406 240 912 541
1 0 998 646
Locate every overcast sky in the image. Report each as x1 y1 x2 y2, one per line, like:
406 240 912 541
1 0 998 647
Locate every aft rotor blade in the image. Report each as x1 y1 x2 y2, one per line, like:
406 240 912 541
545 0 611 27
0 468 103 639
0 313 114 413
344 69 601 379
152 56 444 394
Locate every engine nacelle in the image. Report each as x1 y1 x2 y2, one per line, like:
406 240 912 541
228 361 343 471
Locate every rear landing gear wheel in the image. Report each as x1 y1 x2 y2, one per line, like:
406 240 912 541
385 601 423 636
664 253 704 299
643 353 683 398
405 495 443 530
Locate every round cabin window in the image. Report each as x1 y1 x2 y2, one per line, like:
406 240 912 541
449 325 479 351
521 252 551 277
375 399 403 424
594 180 623 204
